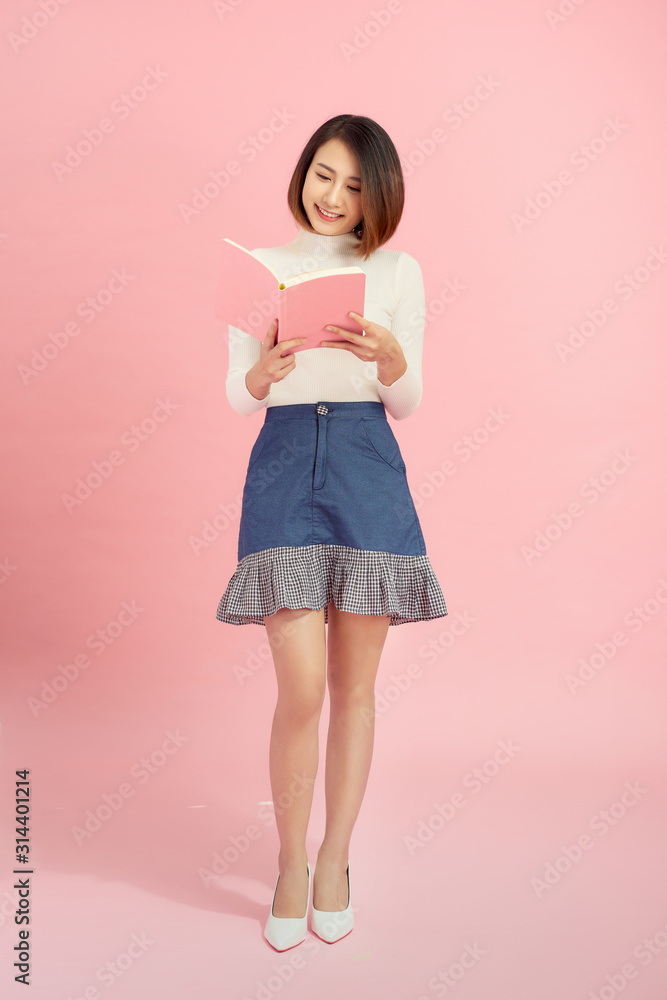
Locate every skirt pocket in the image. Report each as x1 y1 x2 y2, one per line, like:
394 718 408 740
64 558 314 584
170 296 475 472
360 417 406 474
245 423 272 474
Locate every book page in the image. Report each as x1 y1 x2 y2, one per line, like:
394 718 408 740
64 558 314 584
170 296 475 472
284 266 364 285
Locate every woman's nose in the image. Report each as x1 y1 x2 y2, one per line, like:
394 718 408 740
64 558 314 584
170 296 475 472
324 185 344 206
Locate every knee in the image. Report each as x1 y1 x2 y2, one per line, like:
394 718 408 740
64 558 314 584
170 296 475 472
328 681 375 710
277 682 326 724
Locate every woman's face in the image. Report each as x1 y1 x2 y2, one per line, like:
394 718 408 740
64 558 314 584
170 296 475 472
301 137 363 236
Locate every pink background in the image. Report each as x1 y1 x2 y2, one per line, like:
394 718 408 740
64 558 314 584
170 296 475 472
2 1 667 997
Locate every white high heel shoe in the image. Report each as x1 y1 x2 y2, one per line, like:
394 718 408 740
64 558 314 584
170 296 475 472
263 863 311 951
311 862 354 943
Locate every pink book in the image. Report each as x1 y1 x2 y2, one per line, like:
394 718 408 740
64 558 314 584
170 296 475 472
215 237 366 356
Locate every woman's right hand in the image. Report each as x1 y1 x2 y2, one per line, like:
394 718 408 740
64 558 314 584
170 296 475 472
245 318 305 400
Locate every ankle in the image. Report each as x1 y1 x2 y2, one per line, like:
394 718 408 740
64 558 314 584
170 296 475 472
316 844 349 868
277 850 309 874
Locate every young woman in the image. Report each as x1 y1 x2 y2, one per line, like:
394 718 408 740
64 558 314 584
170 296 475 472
216 114 448 950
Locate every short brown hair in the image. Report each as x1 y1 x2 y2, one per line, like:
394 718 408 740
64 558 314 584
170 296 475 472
287 114 404 261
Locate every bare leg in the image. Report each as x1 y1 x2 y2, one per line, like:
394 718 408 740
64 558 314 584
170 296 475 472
313 602 391 910
264 606 326 917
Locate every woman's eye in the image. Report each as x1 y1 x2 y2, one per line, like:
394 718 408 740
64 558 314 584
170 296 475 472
316 172 360 193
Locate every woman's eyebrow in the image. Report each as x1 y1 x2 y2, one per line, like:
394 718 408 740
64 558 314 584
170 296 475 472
315 161 361 182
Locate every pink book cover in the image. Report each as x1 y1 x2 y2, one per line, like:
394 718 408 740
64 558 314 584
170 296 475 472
215 237 366 355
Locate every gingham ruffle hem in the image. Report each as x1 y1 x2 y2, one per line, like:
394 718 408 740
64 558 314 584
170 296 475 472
215 544 448 627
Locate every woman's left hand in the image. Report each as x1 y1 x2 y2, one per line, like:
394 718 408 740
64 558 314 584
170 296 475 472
321 311 401 365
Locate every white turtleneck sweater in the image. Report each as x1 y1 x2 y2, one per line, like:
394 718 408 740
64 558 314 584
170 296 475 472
225 226 426 421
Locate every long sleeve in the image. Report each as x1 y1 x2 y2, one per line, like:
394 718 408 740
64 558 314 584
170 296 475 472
375 252 425 421
225 324 272 416
221 235 427 416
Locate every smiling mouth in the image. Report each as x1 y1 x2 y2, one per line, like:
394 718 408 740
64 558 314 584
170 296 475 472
316 204 343 220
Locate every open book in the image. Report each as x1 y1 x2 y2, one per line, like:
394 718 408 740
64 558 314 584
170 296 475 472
215 237 366 355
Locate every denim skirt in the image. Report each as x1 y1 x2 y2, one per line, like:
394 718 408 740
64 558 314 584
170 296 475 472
215 400 448 626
